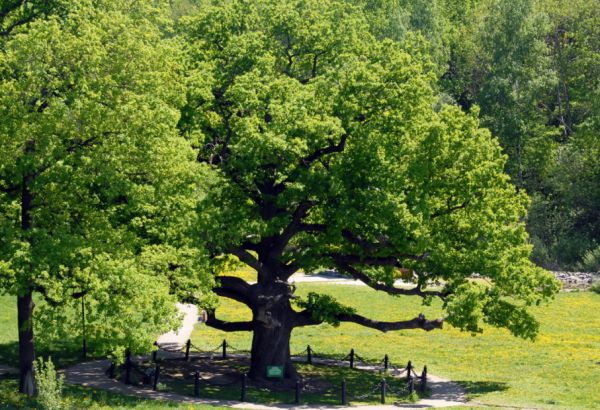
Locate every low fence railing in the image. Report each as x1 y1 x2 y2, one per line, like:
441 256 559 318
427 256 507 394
119 339 431 404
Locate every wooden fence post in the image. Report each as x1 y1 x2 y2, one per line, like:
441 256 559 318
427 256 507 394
350 349 354 369
307 345 312 364
381 378 386 404
341 379 346 405
195 370 200 397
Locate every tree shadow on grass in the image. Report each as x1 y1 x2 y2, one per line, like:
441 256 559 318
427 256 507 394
458 380 510 400
1 374 184 409
0 339 106 370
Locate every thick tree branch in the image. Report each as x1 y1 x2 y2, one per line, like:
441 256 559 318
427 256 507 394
205 312 253 332
227 247 264 272
293 310 443 332
341 230 395 253
335 262 450 300
300 134 347 168
337 312 443 332
330 252 430 267
267 201 316 259
0 183 19 193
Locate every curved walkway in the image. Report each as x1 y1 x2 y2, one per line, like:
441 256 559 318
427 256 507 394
63 350 466 409
62 303 466 409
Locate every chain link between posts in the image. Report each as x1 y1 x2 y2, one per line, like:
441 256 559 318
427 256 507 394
350 381 383 399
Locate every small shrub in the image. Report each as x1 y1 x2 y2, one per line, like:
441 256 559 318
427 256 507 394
36 357 67 410
581 246 600 273
590 281 600 295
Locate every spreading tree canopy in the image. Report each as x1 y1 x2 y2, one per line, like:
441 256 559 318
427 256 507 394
0 0 215 395
180 0 560 386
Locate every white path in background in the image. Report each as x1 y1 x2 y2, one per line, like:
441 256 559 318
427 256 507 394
156 303 199 351
0 364 18 375
284 273 415 287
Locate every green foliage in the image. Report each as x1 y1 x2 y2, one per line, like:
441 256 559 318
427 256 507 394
590 281 600 295
294 292 356 327
581 247 600 273
178 0 559 340
35 357 67 410
0 0 214 362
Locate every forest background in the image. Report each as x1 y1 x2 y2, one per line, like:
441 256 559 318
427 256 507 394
174 0 600 273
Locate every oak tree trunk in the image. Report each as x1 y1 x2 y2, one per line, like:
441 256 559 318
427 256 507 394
247 284 301 387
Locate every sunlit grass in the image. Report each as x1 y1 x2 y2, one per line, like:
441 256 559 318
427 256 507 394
191 283 600 410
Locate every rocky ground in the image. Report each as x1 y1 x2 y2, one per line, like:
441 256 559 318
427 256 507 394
551 271 599 288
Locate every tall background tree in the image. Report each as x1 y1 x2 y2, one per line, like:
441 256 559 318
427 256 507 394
180 0 559 387
0 0 215 395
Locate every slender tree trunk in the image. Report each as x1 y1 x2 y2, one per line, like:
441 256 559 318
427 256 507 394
18 291 37 396
19 138 38 396
556 86 567 141
517 140 523 192
560 77 572 134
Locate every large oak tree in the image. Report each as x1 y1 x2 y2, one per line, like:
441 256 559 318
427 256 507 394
181 0 560 387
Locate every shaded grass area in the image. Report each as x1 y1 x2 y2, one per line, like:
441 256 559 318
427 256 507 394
123 357 425 405
0 374 231 410
0 295 110 370
192 283 600 410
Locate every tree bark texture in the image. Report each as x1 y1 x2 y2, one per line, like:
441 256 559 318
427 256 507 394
18 291 38 396
19 138 38 395
248 297 300 386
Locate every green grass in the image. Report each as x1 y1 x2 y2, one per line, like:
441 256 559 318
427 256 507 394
0 295 111 371
0 374 232 410
192 283 600 410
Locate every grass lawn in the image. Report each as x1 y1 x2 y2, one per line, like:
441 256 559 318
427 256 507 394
0 295 113 371
0 374 233 410
191 283 600 410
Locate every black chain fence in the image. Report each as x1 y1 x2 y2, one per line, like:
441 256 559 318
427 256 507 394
136 339 430 405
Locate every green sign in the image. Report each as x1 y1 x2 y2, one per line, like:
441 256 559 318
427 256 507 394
267 366 283 377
